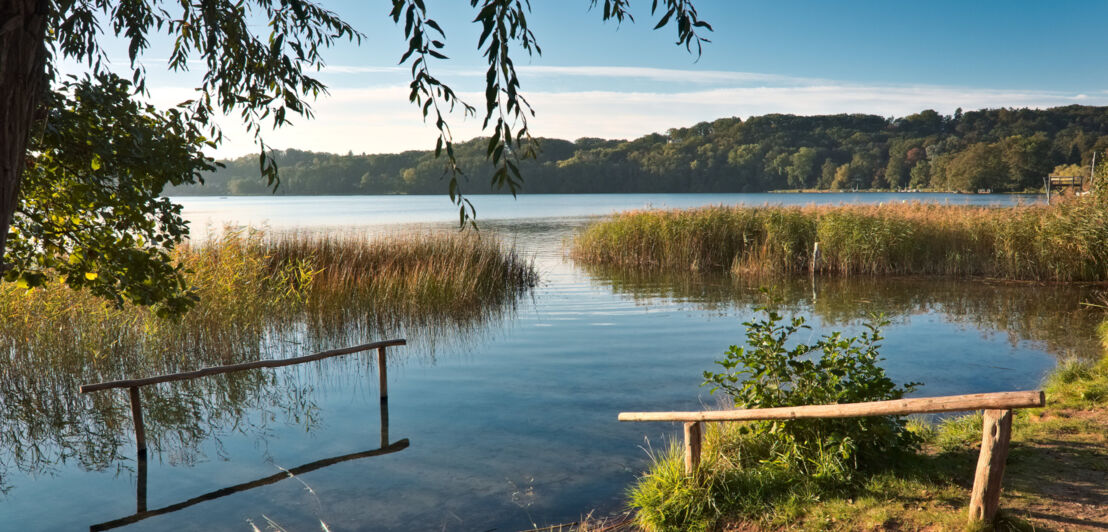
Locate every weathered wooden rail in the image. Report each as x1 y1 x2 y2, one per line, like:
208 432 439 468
80 338 405 455
619 390 1045 525
1045 174 1086 203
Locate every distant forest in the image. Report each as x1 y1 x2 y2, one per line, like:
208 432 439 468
169 106 1108 196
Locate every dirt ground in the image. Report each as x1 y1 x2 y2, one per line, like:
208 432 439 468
1004 408 1108 531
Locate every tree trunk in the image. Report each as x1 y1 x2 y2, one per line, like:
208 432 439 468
0 0 48 269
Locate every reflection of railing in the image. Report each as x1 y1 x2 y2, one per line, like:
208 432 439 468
619 390 1045 525
82 339 409 531
90 398 407 531
80 339 405 454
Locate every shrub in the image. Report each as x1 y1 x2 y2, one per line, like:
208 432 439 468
631 308 924 531
702 306 921 479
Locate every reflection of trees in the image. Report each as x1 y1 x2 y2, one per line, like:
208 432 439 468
583 265 1105 360
0 281 524 493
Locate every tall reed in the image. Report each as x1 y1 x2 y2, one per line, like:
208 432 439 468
572 197 1108 282
251 230 537 321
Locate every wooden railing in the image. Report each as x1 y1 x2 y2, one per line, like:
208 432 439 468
80 338 406 455
619 390 1045 525
1049 175 1083 187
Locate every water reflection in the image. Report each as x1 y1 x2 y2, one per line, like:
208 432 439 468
0 282 525 496
583 266 1106 361
90 399 406 531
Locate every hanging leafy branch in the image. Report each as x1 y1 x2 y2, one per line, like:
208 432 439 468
391 0 480 227
393 0 713 226
649 0 713 57
50 0 364 192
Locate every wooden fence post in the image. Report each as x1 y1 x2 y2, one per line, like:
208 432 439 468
968 409 1013 524
128 386 147 455
684 421 701 476
377 346 388 402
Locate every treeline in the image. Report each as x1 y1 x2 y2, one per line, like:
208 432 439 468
170 105 1108 196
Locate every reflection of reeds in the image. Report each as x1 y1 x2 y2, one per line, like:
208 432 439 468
0 229 536 479
580 266 1105 363
572 198 1108 281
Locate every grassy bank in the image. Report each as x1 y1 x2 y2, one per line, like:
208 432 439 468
572 197 1108 281
627 318 1108 531
0 230 536 473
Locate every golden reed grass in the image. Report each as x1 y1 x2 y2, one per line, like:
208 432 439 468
0 228 537 370
571 197 1108 282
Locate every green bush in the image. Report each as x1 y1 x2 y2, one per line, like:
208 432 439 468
702 306 921 479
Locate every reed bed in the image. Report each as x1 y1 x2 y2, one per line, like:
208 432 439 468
0 229 536 472
572 197 1108 282
249 230 537 320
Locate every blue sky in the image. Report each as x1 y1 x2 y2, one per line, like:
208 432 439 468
72 1 1108 157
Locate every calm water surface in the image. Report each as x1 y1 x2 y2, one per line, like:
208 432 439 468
178 192 1042 235
1 193 1100 531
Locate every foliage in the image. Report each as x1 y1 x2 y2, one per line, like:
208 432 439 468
45 0 362 190
176 105 1108 195
7 74 215 315
2 0 362 312
702 307 921 477
1051 163 1087 177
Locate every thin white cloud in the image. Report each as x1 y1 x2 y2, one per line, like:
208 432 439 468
516 65 821 85
143 73 1108 158
319 65 405 74
320 64 822 85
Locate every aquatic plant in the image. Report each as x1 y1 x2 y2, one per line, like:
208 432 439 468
572 197 1108 282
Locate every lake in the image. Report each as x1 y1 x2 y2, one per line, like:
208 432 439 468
1 193 1100 531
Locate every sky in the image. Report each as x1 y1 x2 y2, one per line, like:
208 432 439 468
67 0 1108 158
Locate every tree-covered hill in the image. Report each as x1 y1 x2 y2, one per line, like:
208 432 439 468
169 105 1108 196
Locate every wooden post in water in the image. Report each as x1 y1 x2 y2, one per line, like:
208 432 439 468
128 387 147 455
683 421 701 476
968 409 1013 524
810 241 821 274
377 346 388 402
